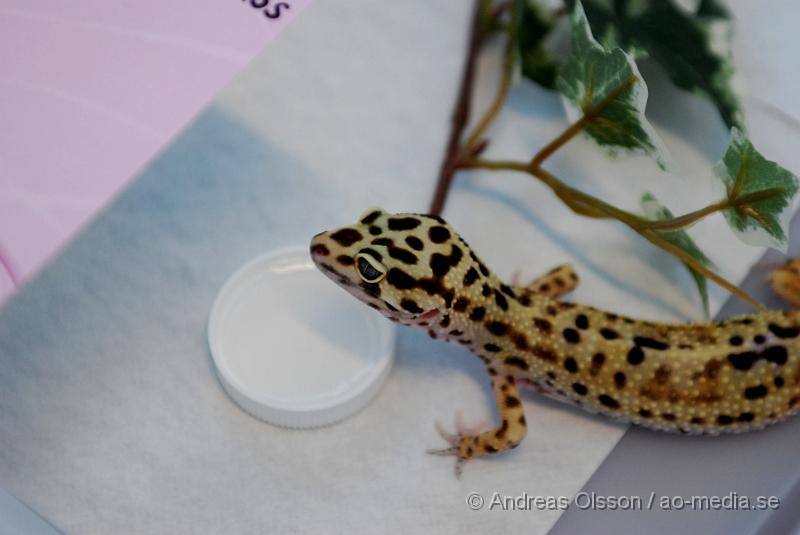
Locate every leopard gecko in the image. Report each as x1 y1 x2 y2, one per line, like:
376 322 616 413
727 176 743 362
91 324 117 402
310 208 800 474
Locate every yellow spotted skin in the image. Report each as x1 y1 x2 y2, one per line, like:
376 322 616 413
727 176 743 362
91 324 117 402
311 208 800 469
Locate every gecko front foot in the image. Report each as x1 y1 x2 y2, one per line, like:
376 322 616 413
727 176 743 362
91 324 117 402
427 375 529 476
426 412 488 477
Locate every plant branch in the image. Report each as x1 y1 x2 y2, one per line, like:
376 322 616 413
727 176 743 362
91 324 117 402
530 74 637 168
429 0 485 216
641 230 763 309
460 33 516 156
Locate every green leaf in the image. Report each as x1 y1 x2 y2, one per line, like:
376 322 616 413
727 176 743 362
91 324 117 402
713 127 800 252
506 0 525 81
697 0 730 20
566 0 744 130
640 192 713 317
518 1 560 88
556 2 669 169
563 0 625 53
625 1 744 130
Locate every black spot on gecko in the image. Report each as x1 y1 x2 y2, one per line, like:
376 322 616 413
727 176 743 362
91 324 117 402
717 415 733 425
499 284 515 298
633 336 669 350
729 335 743 346
359 282 381 298
494 291 509 311
386 268 416 290
494 419 509 439
614 372 626 389
484 343 502 352
504 357 529 370
470 307 486 321
504 396 521 408
404 235 424 251
775 376 785 388
429 254 451 278
562 328 580 344
754 334 766 344
388 247 418 265
360 210 382 224
744 385 768 400
510 332 529 350
639 409 653 418
482 283 492 297
371 238 393 247
439 316 450 328
575 314 589 330
533 318 552 333
598 394 619 409
336 255 354 266
563 357 578 373
463 267 479 286
690 417 705 425
728 351 759 371
572 383 588 395
428 226 451 243
453 297 470 312
763 345 788 365
627 346 645 365
400 299 423 313
590 353 605 376
769 323 800 339
368 226 382 235
600 328 619 340
487 321 508 336
388 217 420 231
737 412 755 422
661 413 676 421
532 346 557 362
330 228 363 246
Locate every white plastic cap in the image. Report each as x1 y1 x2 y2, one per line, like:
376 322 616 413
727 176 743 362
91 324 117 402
208 247 395 428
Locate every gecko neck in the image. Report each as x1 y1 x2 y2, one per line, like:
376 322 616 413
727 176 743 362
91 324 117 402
429 280 560 379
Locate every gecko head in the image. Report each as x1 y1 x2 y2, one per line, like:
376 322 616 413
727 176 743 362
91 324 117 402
310 208 470 323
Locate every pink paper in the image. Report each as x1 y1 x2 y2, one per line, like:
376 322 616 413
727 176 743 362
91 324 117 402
0 0 311 303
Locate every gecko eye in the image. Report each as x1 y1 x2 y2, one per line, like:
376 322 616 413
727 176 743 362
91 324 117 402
355 252 387 283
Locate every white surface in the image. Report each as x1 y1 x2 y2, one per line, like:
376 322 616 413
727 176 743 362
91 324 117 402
208 247 395 428
0 490 60 535
1 1 800 534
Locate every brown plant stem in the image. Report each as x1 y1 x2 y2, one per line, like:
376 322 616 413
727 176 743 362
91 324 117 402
429 0 485 217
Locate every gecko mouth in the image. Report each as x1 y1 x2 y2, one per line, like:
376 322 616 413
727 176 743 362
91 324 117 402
419 309 439 320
